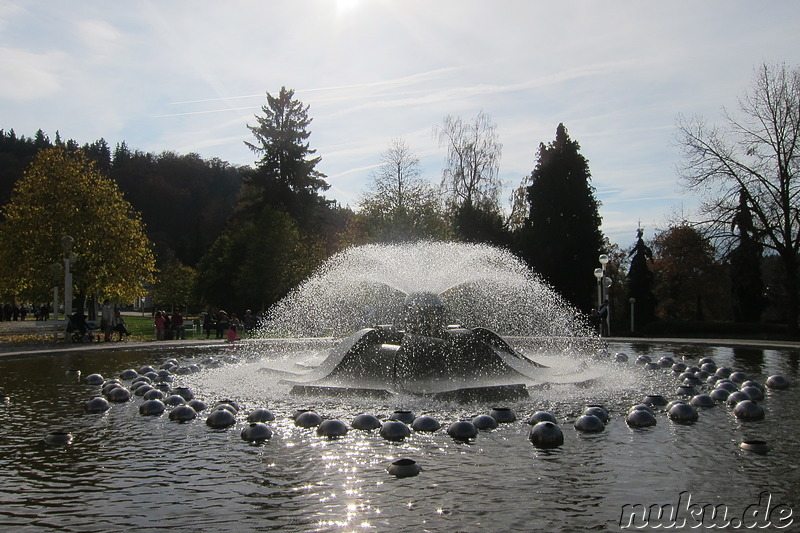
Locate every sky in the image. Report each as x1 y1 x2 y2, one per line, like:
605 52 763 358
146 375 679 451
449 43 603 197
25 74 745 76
2 0 799 247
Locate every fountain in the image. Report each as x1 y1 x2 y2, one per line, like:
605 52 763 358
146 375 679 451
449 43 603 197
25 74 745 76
1 242 797 531
257 242 604 401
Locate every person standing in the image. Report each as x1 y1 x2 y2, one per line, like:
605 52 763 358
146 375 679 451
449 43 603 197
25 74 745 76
202 312 215 339
243 309 256 335
101 300 115 342
597 299 610 337
154 311 166 340
171 309 185 340
227 312 241 343
216 310 228 339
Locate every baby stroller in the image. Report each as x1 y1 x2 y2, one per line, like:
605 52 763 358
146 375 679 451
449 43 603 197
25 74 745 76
66 312 97 342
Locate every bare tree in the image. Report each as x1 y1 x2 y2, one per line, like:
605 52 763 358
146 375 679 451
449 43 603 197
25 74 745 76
363 137 427 211
359 137 446 241
434 111 502 210
677 62 800 332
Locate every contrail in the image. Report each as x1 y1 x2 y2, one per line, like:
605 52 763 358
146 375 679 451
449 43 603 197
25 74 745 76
166 66 463 106
156 105 261 118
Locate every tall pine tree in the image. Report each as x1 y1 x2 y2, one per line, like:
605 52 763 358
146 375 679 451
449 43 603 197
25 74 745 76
520 124 604 311
196 87 331 311
244 86 330 226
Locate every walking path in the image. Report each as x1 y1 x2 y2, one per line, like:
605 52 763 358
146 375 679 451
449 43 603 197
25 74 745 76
1 317 797 360
0 318 232 359
0 338 232 359
609 336 800 351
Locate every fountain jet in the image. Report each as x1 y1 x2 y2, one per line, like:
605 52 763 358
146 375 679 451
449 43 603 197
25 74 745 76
262 242 603 401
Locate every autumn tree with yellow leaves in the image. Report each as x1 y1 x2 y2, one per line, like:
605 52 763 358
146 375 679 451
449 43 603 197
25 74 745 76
0 147 156 308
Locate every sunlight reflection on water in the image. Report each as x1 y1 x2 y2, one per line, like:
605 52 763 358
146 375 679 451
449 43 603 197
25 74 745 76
0 341 798 531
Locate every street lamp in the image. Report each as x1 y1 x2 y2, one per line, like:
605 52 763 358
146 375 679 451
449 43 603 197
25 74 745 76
594 254 611 337
603 275 612 336
629 297 636 333
593 268 604 307
61 236 74 319
49 262 62 321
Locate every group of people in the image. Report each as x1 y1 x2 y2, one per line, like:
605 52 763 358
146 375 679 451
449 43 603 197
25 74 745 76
202 309 261 342
100 300 131 341
153 309 188 341
65 300 130 343
1 303 57 321
1 303 27 321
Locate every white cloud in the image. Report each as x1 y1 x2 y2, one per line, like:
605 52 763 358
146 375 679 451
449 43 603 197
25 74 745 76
0 47 64 100
75 19 122 50
2 0 799 246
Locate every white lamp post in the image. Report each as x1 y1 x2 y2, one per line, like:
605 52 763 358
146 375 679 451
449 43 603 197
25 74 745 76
596 254 611 336
598 254 609 297
593 268 603 308
61 236 74 318
629 297 636 332
49 262 62 321
603 275 612 336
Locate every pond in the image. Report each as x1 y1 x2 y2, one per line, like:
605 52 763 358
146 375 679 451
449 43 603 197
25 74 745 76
0 340 798 531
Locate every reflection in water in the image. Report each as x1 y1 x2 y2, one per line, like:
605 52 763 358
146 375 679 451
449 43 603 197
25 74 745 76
785 350 800 374
630 342 654 355
0 342 798 531
732 347 766 373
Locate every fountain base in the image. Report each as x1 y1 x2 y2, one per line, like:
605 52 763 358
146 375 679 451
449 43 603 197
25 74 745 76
279 326 547 401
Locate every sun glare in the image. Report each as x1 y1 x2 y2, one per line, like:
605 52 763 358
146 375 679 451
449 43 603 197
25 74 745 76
336 0 362 12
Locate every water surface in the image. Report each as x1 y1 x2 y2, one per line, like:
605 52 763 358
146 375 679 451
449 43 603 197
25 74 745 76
0 341 797 531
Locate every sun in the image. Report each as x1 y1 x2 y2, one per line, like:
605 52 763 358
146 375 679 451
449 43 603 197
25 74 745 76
336 0 362 13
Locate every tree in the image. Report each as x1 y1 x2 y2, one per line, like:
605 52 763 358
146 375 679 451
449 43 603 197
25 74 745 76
519 123 605 311
651 224 725 321
627 227 657 328
110 149 242 268
151 257 197 311
195 207 323 311
0 147 156 306
196 86 335 311
244 86 329 224
358 137 448 242
435 111 505 243
435 111 502 208
677 62 800 333
0 129 41 210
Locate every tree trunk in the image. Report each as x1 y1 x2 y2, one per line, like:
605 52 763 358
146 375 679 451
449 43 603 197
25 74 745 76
783 253 799 336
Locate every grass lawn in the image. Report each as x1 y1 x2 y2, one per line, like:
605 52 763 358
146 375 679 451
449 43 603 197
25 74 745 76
123 315 155 340
122 314 202 341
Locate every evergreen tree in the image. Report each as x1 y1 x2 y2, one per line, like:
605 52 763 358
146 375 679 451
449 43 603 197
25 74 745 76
627 227 657 328
110 148 242 267
82 138 112 176
730 190 764 322
244 86 330 225
0 129 40 210
196 87 333 311
519 124 604 311
452 201 508 245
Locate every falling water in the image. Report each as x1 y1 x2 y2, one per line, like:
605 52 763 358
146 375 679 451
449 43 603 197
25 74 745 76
259 241 600 353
